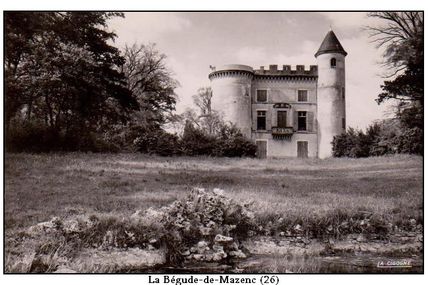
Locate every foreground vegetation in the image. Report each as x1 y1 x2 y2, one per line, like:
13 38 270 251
5 153 423 272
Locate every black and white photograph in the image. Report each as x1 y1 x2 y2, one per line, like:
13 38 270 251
3 9 424 276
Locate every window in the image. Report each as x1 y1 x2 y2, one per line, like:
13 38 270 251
257 111 267 130
277 111 287 128
298 111 307 131
298 90 308 102
330 58 336 68
342 118 346 130
342 87 345 99
256 90 268 102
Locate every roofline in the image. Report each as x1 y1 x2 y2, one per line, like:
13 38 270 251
314 49 348 57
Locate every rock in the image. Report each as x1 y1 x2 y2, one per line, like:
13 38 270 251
197 241 208 248
214 234 233 244
229 250 246 259
192 254 204 261
149 238 157 244
279 231 285 237
212 251 227 261
410 219 417 225
62 220 81 234
27 217 61 235
212 244 224 252
181 250 191 256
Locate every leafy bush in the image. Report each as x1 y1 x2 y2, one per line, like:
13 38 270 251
213 124 257 157
133 127 181 156
181 121 216 156
181 121 256 157
6 121 119 153
333 119 422 157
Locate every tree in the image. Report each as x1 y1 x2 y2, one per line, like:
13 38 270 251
191 87 223 135
367 12 423 154
121 43 178 129
5 12 136 151
367 12 423 105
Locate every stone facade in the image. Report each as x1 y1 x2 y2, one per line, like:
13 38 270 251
209 30 347 158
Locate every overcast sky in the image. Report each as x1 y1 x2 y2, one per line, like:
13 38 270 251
108 12 395 129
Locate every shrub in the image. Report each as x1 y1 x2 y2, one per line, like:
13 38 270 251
333 120 423 157
180 121 216 156
181 121 256 157
213 124 257 157
133 128 181 156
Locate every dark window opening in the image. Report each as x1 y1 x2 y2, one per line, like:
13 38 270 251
257 110 266 130
342 118 346 129
277 111 287 128
298 111 307 131
342 87 345 99
256 90 267 102
330 58 336 68
298 90 308 102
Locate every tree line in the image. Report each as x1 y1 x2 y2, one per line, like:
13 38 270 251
5 12 256 157
333 12 423 157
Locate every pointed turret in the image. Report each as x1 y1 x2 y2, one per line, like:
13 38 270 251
315 30 347 57
315 29 347 158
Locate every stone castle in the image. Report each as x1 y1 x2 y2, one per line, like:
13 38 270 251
208 30 347 158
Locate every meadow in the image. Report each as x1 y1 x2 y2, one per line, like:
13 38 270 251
5 153 423 232
4 153 424 273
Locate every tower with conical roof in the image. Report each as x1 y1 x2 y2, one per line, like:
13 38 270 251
315 30 347 158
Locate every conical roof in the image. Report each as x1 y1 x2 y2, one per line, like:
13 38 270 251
315 30 347 57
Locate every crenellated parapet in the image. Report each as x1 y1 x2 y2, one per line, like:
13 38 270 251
209 64 318 81
254 64 318 76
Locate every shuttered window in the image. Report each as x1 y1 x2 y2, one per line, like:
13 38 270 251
257 111 266 130
331 58 336 68
277 111 287 128
298 111 307 131
256 90 268 102
298 90 308 102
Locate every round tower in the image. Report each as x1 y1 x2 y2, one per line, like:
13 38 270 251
315 30 347 159
208 64 254 137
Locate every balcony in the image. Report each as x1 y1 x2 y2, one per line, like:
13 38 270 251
272 127 294 139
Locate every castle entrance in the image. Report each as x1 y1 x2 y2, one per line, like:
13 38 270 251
256 140 267 159
297 141 308 158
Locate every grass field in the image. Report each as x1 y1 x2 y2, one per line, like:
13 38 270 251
5 153 423 232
